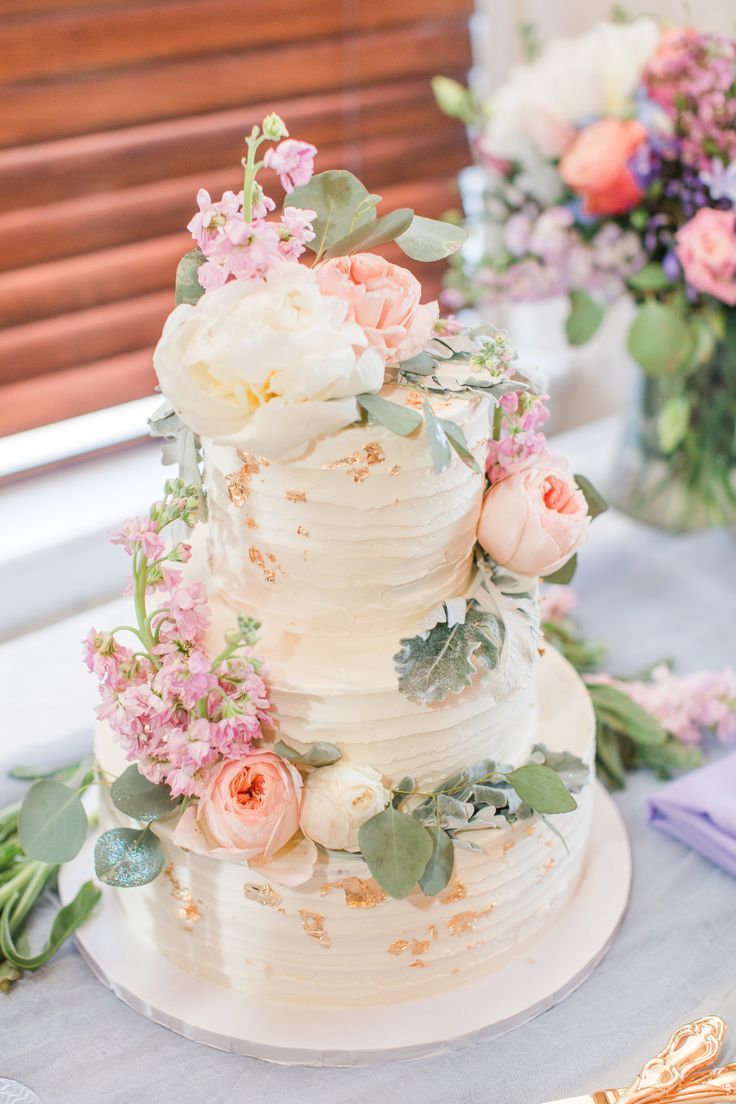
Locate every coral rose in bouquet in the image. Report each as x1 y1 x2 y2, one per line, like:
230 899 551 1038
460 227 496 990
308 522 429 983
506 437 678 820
435 19 736 530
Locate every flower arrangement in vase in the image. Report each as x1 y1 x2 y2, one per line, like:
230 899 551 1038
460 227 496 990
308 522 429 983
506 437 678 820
435 19 736 531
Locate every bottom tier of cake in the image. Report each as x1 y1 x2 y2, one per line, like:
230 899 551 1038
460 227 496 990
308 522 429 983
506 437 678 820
94 647 595 1007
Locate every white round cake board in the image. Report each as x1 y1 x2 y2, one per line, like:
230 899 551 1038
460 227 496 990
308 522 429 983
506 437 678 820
59 779 630 1067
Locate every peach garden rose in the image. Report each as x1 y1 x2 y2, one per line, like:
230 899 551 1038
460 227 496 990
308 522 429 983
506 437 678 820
316 252 439 364
173 751 316 886
477 463 590 578
559 118 647 216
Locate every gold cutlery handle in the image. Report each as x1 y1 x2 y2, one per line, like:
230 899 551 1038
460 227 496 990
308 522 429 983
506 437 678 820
616 1018 727 1104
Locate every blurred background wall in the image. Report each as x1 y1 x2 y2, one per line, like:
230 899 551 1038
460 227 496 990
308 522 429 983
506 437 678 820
0 0 473 437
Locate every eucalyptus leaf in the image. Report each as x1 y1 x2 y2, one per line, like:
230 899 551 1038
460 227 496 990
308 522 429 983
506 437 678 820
272 739 342 768
175 248 206 306
543 553 578 586
423 400 452 472
323 208 414 259
566 290 604 346
431 75 475 124
19 781 88 864
0 881 100 970
627 301 695 376
358 806 433 899
418 826 455 896
505 764 577 814
658 395 690 454
392 776 415 809
588 683 667 747
439 418 480 473
574 473 608 520
395 600 503 704
627 263 675 293
110 765 182 824
289 170 379 258
94 827 165 888
357 393 422 436
396 215 467 262
531 745 589 792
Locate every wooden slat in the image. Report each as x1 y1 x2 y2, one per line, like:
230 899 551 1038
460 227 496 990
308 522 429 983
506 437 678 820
0 21 470 147
0 79 464 212
0 128 467 271
0 291 171 383
0 349 156 437
2 0 471 85
0 177 457 328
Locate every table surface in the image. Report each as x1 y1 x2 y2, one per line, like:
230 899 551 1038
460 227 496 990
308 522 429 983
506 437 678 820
2 421 736 1103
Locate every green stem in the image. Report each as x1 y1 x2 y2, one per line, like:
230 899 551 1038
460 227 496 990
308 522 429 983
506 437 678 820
0 863 40 911
242 129 265 222
9 863 55 935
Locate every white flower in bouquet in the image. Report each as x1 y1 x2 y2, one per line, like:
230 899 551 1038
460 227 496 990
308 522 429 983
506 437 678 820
153 265 384 461
482 18 661 171
299 762 390 852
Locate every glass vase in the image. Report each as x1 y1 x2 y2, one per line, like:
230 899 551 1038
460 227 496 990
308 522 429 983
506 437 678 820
612 341 736 532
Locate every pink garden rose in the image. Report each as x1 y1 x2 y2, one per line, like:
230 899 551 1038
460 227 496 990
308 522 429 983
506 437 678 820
316 253 439 364
477 463 590 577
560 118 647 216
675 208 736 306
173 751 316 885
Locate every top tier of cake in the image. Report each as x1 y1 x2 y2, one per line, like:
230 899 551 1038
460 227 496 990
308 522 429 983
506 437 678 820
204 384 492 639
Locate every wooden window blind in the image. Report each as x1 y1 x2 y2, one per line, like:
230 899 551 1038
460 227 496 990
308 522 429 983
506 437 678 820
0 0 472 437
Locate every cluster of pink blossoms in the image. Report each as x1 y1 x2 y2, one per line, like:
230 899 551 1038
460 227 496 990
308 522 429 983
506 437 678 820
594 667 736 747
84 480 271 798
188 119 318 290
486 389 551 484
644 29 736 172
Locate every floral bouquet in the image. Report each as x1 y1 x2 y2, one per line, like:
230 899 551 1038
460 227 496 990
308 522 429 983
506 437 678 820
435 18 736 530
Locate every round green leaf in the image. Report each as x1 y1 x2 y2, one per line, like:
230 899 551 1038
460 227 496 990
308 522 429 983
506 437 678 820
565 290 604 346
110 765 181 824
505 764 577 814
627 263 675 293
357 392 422 436
396 215 467 262
19 780 88 863
289 170 379 257
418 826 455 896
573 473 609 519
543 553 578 586
94 827 165 888
627 301 695 376
323 207 414 260
358 806 433 899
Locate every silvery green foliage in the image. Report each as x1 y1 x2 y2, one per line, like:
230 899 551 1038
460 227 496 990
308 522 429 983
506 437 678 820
148 399 206 521
394 598 504 705
470 552 540 704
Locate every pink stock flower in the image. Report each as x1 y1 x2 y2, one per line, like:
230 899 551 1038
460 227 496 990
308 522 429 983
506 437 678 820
477 462 590 577
675 208 736 306
154 650 217 710
540 585 578 623
187 189 243 252
316 253 439 364
159 581 211 643
264 139 317 192
110 517 165 560
278 205 317 260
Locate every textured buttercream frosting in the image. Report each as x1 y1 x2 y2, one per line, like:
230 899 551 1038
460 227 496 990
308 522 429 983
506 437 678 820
95 649 595 1005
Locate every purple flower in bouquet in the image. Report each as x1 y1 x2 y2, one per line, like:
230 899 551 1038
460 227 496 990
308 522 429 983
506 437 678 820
700 159 736 206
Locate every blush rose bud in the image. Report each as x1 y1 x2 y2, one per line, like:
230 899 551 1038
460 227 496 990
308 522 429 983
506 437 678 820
299 763 390 852
477 463 590 578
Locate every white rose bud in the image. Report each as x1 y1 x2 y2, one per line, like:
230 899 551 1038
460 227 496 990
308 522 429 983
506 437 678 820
299 763 390 852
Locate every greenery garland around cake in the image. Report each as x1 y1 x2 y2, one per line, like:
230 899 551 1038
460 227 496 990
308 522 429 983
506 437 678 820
2 111 607 984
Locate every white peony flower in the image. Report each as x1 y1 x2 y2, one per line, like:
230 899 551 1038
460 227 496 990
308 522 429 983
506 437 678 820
153 265 385 461
299 762 390 853
481 18 661 170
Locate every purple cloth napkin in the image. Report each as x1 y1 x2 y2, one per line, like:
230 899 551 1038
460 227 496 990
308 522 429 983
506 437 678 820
648 751 736 877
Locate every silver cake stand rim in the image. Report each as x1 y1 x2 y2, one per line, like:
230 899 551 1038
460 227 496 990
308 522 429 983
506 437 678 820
59 781 630 1067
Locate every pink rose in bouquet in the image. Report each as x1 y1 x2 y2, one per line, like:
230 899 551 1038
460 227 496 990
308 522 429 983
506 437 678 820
675 208 736 306
560 118 647 215
316 253 439 363
477 463 590 577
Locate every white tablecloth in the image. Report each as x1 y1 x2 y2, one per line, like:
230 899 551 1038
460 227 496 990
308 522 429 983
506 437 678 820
2 421 736 1102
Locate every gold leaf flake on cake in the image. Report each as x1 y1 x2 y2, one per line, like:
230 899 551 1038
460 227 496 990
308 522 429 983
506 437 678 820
441 878 467 904
264 569 276 583
405 390 424 411
245 516 258 530
502 839 515 855
447 905 493 937
321 449 364 470
351 467 369 483
320 877 388 909
390 464 401 476
225 450 268 506
244 883 285 913
162 864 201 926
285 490 307 503
409 959 427 968
249 546 265 568
297 526 309 537
387 939 410 956
298 909 330 948
410 939 430 955
364 442 385 465
429 924 438 941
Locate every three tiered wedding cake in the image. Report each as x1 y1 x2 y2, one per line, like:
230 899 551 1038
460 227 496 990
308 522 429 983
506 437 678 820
86 113 599 1009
